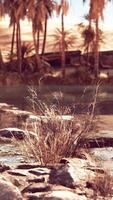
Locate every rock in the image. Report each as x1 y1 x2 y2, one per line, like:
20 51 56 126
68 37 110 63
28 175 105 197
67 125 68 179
22 183 51 193
0 108 31 129
28 177 45 183
0 109 19 128
16 163 41 169
0 158 109 200
49 158 96 189
0 136 12 143
81 137 113 148
0 163 10 172
29 168 51 176
0 128 27 140
49 164 75 189
80 130 113 148
0 179 22 200
25 189 87 200
27 115 74 124
7 169 29 176
45 190 87 200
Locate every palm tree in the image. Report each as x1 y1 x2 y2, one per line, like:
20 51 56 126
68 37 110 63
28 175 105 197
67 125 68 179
52 28 76 52
15 0 26 73
6 1 17 62
7 42 34 60
79 22 104 73
5 0 26 73
27 0 45 69
78 23 95 65
56 0 69 78
41 0 56 56
83 0 106 77
0 1 6 70
0 0 5 18
27 0 56 70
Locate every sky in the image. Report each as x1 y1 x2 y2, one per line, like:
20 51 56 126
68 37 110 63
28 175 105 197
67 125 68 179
51 0 113 30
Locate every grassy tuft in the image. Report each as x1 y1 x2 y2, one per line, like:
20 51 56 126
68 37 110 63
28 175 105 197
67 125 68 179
17 86 99 165
91 171 113 199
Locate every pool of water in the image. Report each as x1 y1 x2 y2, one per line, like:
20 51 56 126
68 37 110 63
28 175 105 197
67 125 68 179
0 85 113 114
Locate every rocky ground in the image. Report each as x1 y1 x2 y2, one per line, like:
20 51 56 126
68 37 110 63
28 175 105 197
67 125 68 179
0 157 110 200
0 103 113 199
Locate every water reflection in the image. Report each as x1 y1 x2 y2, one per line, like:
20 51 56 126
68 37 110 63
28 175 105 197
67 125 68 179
0 85 113 114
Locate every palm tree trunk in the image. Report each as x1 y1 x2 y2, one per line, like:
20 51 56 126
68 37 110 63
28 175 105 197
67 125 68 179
10 22 16 61
0 50 4 70
16 21 22 73
94 18 99 78
32 23 40 69
37 29 40 57
61 7 66 79
86 45 89 65
16 23 19 60
86 20 92 66
41 14 47 56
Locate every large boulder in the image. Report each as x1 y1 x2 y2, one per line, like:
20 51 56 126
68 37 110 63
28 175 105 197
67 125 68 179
49 164 75 189
49 158 96 189
0 179 22 200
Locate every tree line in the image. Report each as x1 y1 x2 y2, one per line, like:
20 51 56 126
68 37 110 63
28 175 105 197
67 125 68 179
0 0 112 77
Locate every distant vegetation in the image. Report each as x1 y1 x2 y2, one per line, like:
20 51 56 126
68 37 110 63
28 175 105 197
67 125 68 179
0 0 112 82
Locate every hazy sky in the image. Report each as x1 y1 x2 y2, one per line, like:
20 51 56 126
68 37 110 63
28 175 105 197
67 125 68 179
53 0 113 30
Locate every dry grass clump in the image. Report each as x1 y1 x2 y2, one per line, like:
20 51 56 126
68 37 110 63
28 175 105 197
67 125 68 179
24 113 79 165
20 86 99 165
87 171 113 199
23 106 96 165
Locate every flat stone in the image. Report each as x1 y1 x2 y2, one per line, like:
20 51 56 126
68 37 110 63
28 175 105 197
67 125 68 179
28 177 45 183
7 169 29 176
25 190 87 200
27 115 74 123
29 168 50 176
81 130 113 148
16 163 41 169
22 183 51 193
0 128 26 140
81 137 113 148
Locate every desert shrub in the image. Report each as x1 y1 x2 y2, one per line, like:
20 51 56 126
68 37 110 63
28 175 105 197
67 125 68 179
23 106 95 165
18 85 99 165
91 171 113 199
